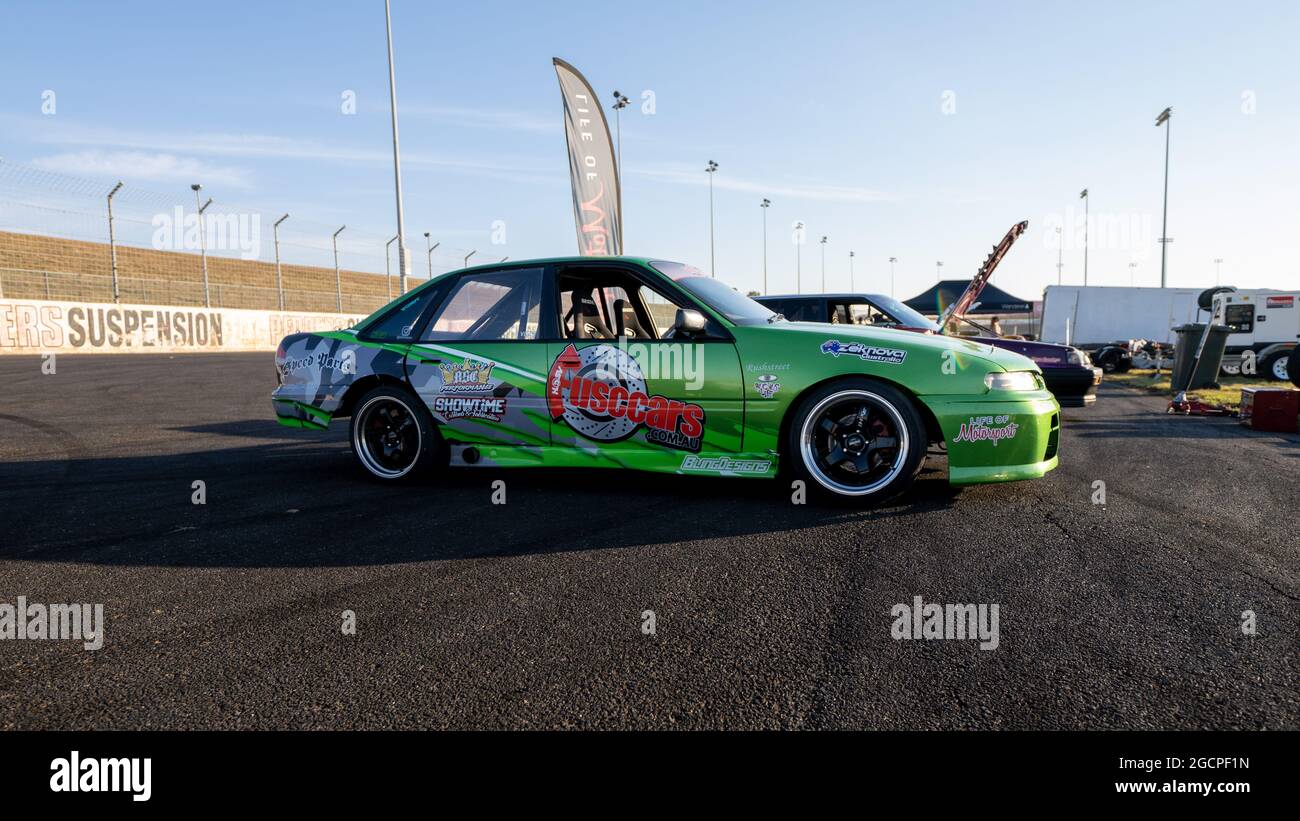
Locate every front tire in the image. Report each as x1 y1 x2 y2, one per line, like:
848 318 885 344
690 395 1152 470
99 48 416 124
786 378 927 503
348 385 442 482
1261 351 1291 382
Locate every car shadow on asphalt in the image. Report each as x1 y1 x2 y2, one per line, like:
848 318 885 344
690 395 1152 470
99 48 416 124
0 429 963 568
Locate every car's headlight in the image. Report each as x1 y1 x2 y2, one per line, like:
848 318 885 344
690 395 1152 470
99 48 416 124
984 371 1041 391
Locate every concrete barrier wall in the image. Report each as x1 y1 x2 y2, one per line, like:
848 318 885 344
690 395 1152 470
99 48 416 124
0 297 365 354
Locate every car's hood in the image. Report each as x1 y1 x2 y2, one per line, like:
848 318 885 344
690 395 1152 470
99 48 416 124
772 320 1040 372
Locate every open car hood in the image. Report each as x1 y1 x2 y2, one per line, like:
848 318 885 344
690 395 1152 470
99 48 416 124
938 220 1029 331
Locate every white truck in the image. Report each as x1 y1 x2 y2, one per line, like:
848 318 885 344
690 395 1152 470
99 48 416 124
1210 289 1299 381
1039 285 1202 347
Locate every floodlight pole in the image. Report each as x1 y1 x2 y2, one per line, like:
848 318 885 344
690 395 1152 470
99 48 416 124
760 198 770 295
1156 107 1173 288
384 0 410 295
705 160 718 277
889 257 897 298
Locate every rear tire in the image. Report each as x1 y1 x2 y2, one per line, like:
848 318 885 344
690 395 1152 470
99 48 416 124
1289 347 1300 388
348 385 442 482
786 378 927 504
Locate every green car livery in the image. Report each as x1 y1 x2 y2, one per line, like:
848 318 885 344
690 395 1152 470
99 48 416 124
272 257 1059 502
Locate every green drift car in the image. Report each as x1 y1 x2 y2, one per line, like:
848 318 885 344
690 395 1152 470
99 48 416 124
273 257 1060 502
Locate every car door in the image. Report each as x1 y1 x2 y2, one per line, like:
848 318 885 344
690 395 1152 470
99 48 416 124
405 266 552 453
544 265 745 469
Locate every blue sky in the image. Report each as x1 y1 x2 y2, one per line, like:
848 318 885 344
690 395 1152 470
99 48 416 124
2 0 1297 299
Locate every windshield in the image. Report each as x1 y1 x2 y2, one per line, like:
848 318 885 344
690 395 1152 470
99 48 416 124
865 294 941 332
649 260 777 325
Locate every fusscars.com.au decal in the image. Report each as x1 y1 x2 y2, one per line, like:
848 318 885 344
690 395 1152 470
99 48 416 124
953 415 1019 445
548 343 705 451
820 339 907 364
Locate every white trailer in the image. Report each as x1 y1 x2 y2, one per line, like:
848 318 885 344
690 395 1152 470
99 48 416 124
1212 289 1300 380
1040 285 1203 347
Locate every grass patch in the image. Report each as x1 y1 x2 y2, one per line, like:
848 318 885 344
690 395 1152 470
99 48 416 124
1105 369 1286 411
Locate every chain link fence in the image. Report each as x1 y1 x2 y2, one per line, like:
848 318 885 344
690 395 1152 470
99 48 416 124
0 161 481 314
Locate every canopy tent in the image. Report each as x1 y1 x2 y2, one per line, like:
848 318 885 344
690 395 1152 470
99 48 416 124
903 279 1033 316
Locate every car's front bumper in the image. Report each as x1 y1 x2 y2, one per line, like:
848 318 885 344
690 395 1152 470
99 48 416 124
1042 366 1102 407
920 390 1061 486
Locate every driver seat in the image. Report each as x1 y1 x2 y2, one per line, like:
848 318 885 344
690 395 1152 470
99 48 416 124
613 298 652 339
565 287 614 339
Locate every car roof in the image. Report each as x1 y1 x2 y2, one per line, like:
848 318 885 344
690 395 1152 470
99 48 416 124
453 255 662 274
757 293 891 301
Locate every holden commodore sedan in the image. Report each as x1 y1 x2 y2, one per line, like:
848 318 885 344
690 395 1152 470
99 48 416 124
272 257 1059 503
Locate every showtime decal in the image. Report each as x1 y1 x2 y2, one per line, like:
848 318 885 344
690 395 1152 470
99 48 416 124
433 396 507 422
548 343 704 451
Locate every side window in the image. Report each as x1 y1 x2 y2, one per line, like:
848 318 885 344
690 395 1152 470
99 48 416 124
423 268 543 341
635 285 681 338
785 300 819 322
363 288 438 342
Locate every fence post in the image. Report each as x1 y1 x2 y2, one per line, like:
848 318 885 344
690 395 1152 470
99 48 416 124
192 185 213 307
385 235 397 300
273 213 289 311
333 225 346 313
106 181 124 303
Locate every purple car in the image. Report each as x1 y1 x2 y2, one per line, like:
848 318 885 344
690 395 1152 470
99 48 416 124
756 293 1102 407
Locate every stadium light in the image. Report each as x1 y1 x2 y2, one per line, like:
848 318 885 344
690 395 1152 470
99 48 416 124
332 225 346 312
106 181 124 304
272 214 289 311
464 250 476 268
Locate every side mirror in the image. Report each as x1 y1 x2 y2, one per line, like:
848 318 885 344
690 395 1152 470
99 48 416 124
673 308 707 336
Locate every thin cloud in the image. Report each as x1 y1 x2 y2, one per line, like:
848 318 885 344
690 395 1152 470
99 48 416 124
399 104 559 134
2 114 558 182
631 162 894 204
30 150 252 188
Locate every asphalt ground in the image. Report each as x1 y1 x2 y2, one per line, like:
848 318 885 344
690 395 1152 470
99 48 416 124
0 353 1296 730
